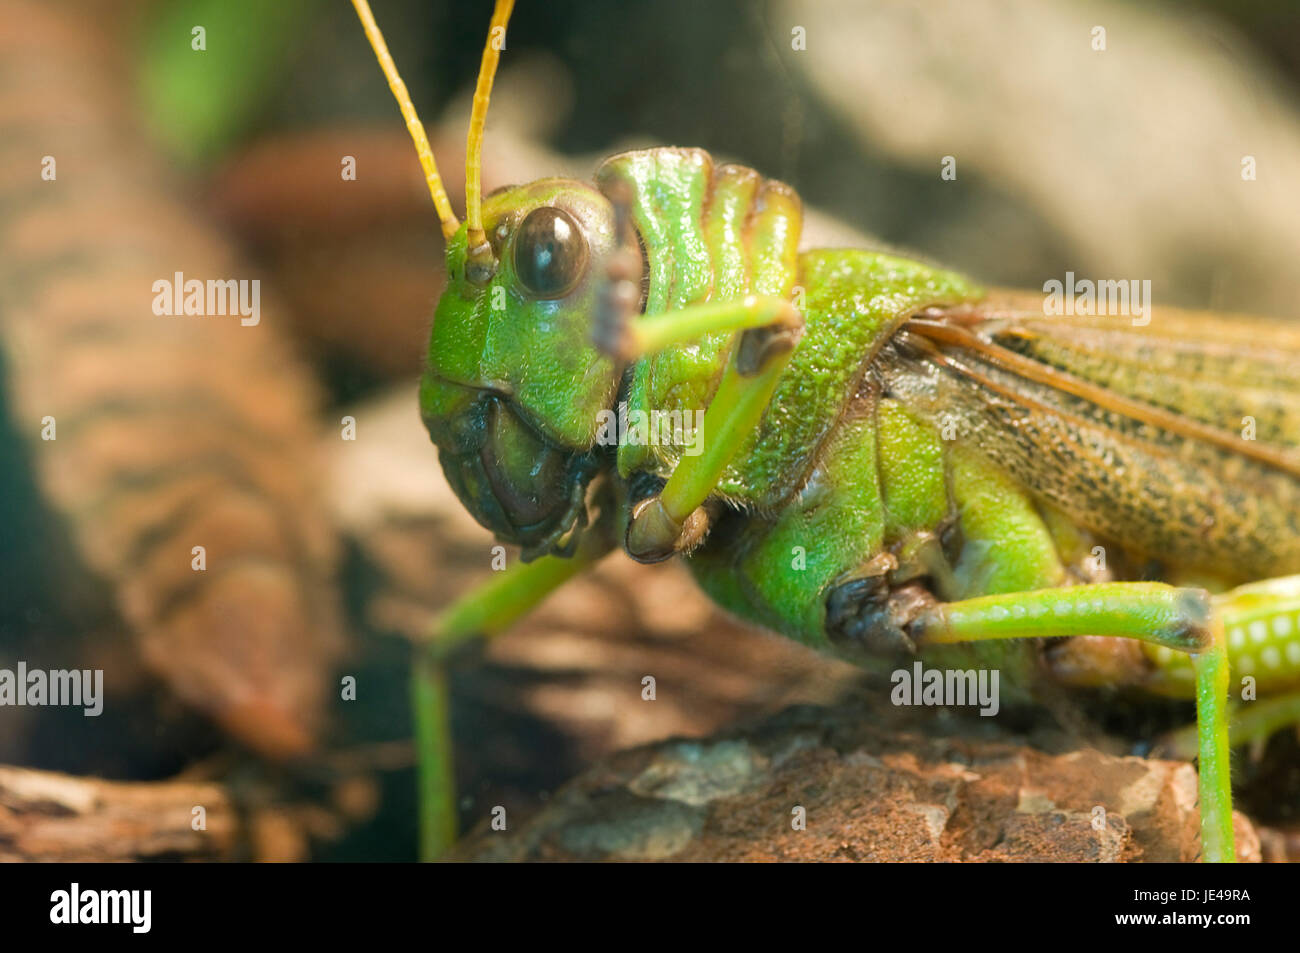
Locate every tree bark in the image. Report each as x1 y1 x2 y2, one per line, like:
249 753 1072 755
0 765 236 861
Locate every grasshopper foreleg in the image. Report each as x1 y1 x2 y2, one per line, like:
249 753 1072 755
595 296 803 561
413 506 616 859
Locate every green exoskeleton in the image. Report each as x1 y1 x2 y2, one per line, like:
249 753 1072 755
352 0 1300 862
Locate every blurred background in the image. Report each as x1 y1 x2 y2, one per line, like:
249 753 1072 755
2 0 1299 861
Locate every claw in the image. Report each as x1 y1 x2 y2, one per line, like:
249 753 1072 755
625 496 709 563
736 299 804 375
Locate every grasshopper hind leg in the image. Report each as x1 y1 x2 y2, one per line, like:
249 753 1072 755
1065 576 1300 756
900 581 1236 861
1152 577 1300 841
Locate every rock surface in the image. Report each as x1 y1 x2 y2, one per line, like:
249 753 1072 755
455 698 1261 863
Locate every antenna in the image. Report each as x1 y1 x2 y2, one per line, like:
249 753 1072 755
464 0 516 280
350 0 461 240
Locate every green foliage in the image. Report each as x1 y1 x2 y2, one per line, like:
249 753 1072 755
136 0 313 162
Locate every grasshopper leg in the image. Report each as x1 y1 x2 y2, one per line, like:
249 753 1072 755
592 183 804 561
904 582 1237 863
1163 691 1300 759
1157 578 1300 780
413 511 615 860
594 295 803 561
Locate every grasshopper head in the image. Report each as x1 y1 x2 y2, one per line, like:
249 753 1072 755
420 181 624 558
353 0 625 556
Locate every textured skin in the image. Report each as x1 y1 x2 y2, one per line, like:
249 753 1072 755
596 149 982 509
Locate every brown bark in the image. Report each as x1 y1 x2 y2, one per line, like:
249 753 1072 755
0 765 237 862
0 0 342 757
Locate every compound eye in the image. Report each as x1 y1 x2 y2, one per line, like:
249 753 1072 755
513 206 587 299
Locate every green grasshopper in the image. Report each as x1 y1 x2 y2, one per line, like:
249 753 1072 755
352 0 1300 862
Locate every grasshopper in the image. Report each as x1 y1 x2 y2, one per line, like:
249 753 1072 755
352 0 1300 862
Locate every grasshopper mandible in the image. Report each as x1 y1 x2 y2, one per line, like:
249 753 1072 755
352 0 1300 862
